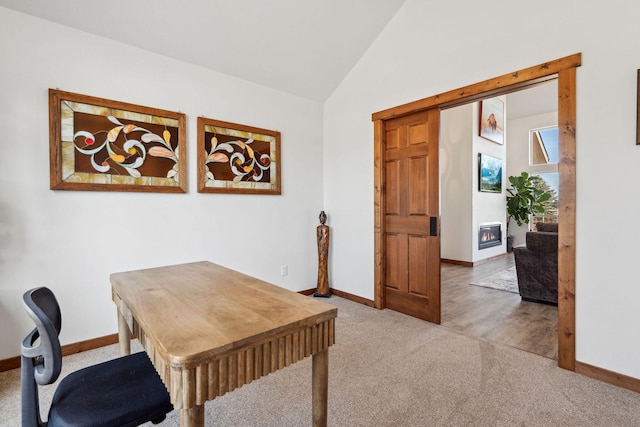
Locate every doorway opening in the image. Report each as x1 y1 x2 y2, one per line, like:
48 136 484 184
372 54 579 370
439 80 559 360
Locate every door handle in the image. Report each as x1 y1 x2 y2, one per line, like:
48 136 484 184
430 216 438 237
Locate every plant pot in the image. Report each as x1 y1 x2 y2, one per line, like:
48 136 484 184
506 235 514 252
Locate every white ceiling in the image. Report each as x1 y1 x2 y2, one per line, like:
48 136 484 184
1 0 557 115
506 80 558 120
0 0 406 102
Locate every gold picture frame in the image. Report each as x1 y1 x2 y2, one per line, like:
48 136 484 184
49 89 186 192
197 117 281 194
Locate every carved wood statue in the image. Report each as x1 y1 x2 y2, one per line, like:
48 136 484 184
314 210 331 297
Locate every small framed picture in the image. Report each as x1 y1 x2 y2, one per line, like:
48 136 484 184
479 97 505 144
478 153 502 193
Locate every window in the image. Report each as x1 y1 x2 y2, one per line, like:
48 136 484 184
530 126 559 165
531 172 559 227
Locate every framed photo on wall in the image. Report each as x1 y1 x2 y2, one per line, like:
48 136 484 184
478 153 502 193
479 97 505 144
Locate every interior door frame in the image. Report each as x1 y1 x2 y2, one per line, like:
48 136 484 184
372 53 580 371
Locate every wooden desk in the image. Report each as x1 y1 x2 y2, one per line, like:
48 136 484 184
111 261 337 427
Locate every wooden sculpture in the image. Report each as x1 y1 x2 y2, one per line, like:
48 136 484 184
314 211 331 297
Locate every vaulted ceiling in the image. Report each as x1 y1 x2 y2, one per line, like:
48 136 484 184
0 0 406 102
1 0 558 115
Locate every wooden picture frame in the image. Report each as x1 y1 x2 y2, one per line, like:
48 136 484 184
478 153 502 193
197 117 281 194
49 89 186 192
479 97 505 144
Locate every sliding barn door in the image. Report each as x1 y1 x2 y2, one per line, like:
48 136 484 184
384 108 440 323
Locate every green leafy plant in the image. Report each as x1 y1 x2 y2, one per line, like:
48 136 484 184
506 172 552 235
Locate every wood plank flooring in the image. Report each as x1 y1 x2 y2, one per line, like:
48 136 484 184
441 254 558 360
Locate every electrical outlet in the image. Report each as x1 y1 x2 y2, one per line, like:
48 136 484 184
280 265 288 276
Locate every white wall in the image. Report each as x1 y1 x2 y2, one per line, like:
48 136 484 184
440 105 473 261
440 101 507 263
471 100 507 262
0 8 324 359
506 111 558 247
324 0 640 379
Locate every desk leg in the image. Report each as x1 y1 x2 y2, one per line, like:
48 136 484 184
117 310 131 356
180 405 204 427
312 349 329 427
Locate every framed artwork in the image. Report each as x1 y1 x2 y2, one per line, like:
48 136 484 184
197 117 281 194
49 89 186 192
479 97 505 144
478 153 502 193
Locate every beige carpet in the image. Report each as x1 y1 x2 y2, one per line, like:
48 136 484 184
470 266 519 294
2 296 640 426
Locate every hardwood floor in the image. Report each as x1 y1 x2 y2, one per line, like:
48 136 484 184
441 254 558 360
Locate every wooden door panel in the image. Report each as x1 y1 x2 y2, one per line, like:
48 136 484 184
385 216 430 235
408 156 428 215
385 289 430 322
385 160 401 215
386 128 399 150
385 234 400 290
408 122 427 145
383 108 440 324
386 233 408 292
408 235 428 296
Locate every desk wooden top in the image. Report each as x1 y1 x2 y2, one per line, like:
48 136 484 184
111 261 337 369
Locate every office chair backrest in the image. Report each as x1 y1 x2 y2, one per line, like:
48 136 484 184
22 287 63 385
21 287 65 427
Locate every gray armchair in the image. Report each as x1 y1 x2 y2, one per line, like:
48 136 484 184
513 222 558 305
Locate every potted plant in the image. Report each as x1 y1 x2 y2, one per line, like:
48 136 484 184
505 171 552 252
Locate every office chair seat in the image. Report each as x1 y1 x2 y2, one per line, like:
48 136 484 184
21 287 173 427
48 352 173 427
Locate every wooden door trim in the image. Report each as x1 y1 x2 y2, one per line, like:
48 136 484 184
372 53 581 371
372 53 581 121
556 67 577 370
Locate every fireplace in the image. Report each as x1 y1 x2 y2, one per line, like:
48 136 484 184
478 222 502 250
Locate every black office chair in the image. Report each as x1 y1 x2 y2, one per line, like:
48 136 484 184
21 287 173 427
